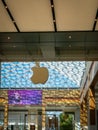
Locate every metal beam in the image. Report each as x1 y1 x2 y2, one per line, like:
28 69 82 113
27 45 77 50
50 0 57 32
2 0 20 32
93 9 98 31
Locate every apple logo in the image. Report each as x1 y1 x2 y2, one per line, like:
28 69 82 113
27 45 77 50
31 62 49 84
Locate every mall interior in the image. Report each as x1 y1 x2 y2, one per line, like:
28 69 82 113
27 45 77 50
0 0 98 130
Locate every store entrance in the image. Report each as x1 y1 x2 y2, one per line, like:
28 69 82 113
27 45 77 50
24 111 61 130
24 111 74 130
5 110 74 130
46 111 74 130
46 114 58 130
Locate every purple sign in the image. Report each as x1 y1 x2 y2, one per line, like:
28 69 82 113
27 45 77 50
8 90 42 105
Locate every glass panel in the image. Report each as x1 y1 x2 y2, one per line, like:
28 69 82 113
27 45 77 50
1 61 86 89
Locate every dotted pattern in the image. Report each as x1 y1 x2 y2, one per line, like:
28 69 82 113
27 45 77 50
1 61 85 89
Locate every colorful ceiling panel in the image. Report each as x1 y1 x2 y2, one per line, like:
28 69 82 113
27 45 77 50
0 61 86 89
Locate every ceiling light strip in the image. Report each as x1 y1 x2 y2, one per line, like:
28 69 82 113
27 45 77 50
92 8 98 31
2 0 20 32
50 0 57 32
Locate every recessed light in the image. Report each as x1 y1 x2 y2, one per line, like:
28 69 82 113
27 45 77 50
13 45 16 48
53 20 56 22
68 35 72 39
8 37 11 40
69 44 71 47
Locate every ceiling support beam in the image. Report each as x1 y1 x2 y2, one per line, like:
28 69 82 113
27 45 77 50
2 0 20 32
92 8 98 31
80 98 88 127
80 62 98 104
50 0 57 32
40 46 55 59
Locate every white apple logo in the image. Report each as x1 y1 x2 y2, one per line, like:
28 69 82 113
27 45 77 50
31 62 49 84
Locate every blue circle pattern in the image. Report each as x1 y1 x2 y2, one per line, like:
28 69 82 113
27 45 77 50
1 61 85 89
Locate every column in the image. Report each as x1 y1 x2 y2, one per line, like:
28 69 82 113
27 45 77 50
80 96 88 129
88 88 96 130
75 108 80 130
28 109 37 130
4 104 8 129
42 107 46 130
38 110 42 130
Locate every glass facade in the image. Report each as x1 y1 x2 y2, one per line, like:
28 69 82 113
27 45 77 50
1 61 86 89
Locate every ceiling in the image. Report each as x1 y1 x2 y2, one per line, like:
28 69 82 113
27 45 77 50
0 0 98 32
1 61 85 89
0 0 98 61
